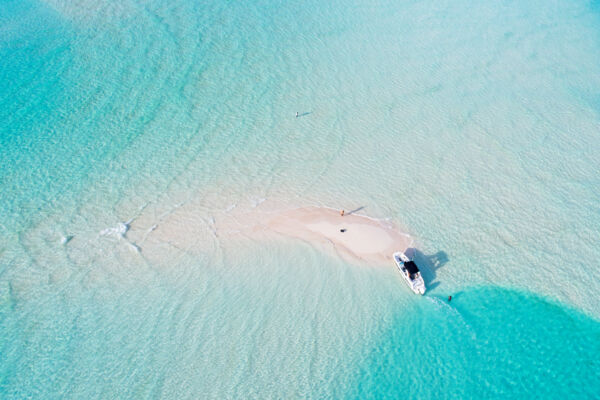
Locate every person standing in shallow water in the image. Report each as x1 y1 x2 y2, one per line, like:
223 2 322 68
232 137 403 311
340 210 345 217
296 112 299 118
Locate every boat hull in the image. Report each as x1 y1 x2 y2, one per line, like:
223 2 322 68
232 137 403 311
393 252 426 295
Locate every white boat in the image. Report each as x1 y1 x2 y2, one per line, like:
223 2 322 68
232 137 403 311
393 251 426 295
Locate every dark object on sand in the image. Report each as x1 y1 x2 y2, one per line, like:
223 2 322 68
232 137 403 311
340 228 346 233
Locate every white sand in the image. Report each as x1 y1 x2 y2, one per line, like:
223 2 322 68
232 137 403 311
266 207 412 265
126 200 412 266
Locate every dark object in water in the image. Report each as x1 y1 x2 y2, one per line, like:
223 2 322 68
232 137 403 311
340 228 346 233
448 295 452 302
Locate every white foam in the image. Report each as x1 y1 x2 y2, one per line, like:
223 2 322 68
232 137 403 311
60 235 73 245
207 216 218 238
126 242 141 253
100 222 129 239
252 198 267 208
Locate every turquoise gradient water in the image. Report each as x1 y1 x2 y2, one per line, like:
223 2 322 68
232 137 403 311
1 0 600 397
1 242 599 398
354 286 600 399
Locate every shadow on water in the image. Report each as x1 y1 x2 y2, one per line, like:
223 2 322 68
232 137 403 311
405 247 448 291
346 206 364 216
296 111 312 118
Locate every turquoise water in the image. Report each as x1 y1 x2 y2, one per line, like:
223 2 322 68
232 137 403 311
2 0 600 397
355 286 600 399
1 243 599 398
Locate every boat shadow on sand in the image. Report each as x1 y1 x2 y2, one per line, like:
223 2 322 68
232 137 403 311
404 248 449 291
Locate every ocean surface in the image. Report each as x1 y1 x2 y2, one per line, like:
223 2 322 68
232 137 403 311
1 0 600 398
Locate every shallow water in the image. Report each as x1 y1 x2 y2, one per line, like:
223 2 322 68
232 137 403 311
1 0 600 397
1 241 598 398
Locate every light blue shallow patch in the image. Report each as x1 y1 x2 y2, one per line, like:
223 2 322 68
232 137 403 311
1 241 598 398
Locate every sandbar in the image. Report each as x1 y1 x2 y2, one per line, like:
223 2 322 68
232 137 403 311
265 207 412 265
127 201 413 266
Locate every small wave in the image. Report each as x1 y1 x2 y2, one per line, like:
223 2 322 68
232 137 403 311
126 242 141 253
100 222 129 239
99 222 142 254
206 216 217 237
60 235 74 245
224 204 237 213
252 198 267 208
